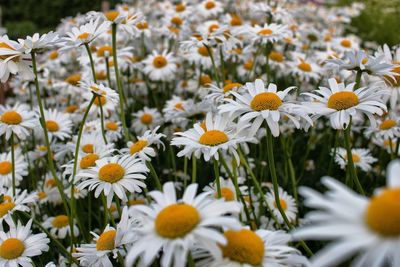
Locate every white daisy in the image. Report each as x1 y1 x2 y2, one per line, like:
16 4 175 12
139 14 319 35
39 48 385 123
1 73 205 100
131 107 163 135
20 31 60 53
204 177 237 201
247 23 290 45
79 80 119 104
0 188 37 223
266 186 298 224
142 50 177 81
43 215 79 239
0 103 37 140
333 147 377 172
0 148 28 188
41 109 73 141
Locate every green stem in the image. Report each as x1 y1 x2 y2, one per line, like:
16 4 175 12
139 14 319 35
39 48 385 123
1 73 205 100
147 162 162 190
213 158 221 197
10 133 16 196
204 44 221 87
84 43 97 83
191 157 197 183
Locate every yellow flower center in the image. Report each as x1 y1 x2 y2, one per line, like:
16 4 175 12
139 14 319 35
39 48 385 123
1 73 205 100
0 202 15 218
174 102 184 110
0 238 25 260
1 111 22 125
38 191 46 200
327 91 359 110
140 113 153 125
344 153 361 163
250 92 282 111
94 96 107 106
198 46 210 57
0 161 12 175
96 71 107 80
77 32 90 40
176 3 186 12
51 215 69 228
46 179 57 188
269 51 284 62
220 229 264 265
152 56 168 68
171 16 183 26
258 28 273 35
199 130 229 146
65 105 78 113
200 75 212 86
208 24 219 33
129 140 148 155
98 163 125 183
155 204 200 238
105 10 120 21
65 74 81 86
82 144 94 154
96 230 116 251
273 199 287 210
97 45 113 57
387 64 400 87
137 22 149 30
340 39 352 48
379 119 397 130
106 121 118 131
243 60 253 71
49 51 59 60
80 153 99 169
297 62 312 72
215 187 235 201
0 42 17 61
223 83 242 93
365 188 400 236
128 199 146 206
205 1 216 9
46 120 60 132
230 15 242 26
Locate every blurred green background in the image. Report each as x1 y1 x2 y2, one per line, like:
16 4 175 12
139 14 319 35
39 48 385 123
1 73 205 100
0 0 399 46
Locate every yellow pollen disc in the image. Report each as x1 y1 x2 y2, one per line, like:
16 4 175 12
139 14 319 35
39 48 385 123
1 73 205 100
38 191 46 200
174 102 184 110
198 46 210 57
97 45 113 57
51 215 69 228
152 56 168 68
3 196 12 202
361 58 368 64
223 83 242 93
136 21 149 30
46 120 60 132
96 71 107 80
215 187 235 201
128 199 146 206
105 10 120 21
65 74 81 86
96 230 116 251
49 51 59 60
80 153 99 169
155 204 200 238
109 204 117 212
273 199 287 210
220 229 264 265
0 202 15 218
82 144 94 154
65 105 78 113
46 179 57 188
171 16 183 26
98 163 125 183
200 75 212 86
340 39 352 48
327 91 359 110
250 92 282 111
140 113 153 125
386 64 400 87
1 111 22 125
208 24 219 33
176 3 186 12
130 140 148 155
379 119 397 130
269 51 284 62
38 145 47 152
230 15 242 26
344 153 361 163
0 238 25 260
77 32 90 40
106 121 118 131
258 28 273 35
0 42 16 61
243 60 253 71
94 96 107 106
0 161 12 175
199 130 229 146
365 188 400 236
297 62 312 72
205 1 216 9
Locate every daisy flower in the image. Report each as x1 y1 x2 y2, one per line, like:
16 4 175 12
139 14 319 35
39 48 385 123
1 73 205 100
41 109 73 141
0 148 28 188
171 112 253 162
0 188 37 223
0 103 37 140
333 147 377 172
79 80 119 104
20 31 60 53
293 160 400 267
74 207 135 266
131 107 163 135
59 18 111 52
288 55 321 82
195 228 309 267
43 215 79 239
266 186 298 224
142 50 177 81
0 218 49 266
125 182 241 267
219 79 312 137
122 126 165 162
206 82 243 103
103 120 122 142
248 23 290 45
197 0 223 18
204 177 237 201
76 155 148 207
367 115 400 140
303 78 388 129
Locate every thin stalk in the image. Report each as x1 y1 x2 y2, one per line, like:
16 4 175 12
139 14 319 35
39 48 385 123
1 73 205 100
191 157 197 183
147 162 162 190
204 44 221 87
10 133 16 196
213 158 221 197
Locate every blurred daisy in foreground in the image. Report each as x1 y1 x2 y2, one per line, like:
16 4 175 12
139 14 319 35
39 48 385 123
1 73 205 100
266 186 298 224
293 160 400 267
0 103 37 140
43 215 79 239
333 147 377 172
0 148 28 188
303 78 388 129
125 182 241 267
195 228 309 267
76 155 148 207
0 218 49 266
